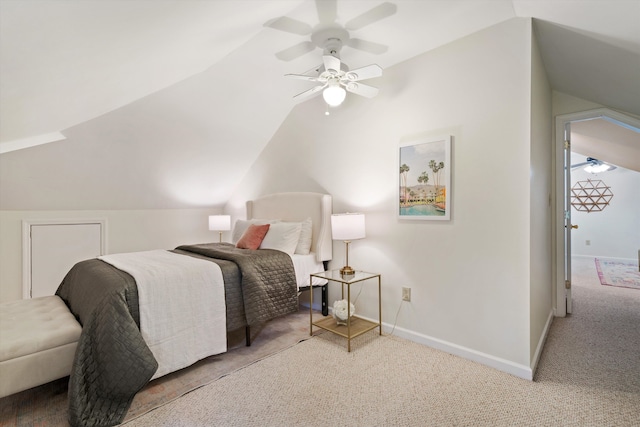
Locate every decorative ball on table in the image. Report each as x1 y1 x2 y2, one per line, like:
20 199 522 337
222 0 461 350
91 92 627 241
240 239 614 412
333 299 355 326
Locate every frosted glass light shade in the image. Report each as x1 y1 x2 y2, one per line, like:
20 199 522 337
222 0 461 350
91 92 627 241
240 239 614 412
331 213 365 241
323 85 346 107
208 215 231 231
584 163 611 173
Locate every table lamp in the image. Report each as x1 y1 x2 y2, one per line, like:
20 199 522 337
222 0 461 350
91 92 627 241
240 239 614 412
209 215 231 243
331 213 366 278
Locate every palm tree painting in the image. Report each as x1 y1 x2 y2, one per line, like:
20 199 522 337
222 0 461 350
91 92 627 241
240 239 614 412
399 135 451 220
400 163 410 206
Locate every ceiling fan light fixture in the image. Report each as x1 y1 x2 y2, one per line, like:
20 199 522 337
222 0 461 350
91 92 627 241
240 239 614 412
323 83 346 107
584 163 611 174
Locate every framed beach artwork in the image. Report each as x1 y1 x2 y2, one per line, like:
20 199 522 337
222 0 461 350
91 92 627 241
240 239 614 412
399 135 451 220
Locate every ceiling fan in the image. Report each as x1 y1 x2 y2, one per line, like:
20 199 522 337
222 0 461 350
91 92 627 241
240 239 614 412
571 157 618 173
285 52 382 107
264 0 397 107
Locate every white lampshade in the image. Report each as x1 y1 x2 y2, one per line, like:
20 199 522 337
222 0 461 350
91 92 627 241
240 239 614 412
208 215 231 231
323 84 346 107
331 213 365 241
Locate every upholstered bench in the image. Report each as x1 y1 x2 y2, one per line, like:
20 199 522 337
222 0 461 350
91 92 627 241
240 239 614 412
0 295 82 398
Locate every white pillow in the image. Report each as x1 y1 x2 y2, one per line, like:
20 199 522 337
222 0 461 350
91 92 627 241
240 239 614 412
259 222 302 256
231 219 278 244
294 217 313 255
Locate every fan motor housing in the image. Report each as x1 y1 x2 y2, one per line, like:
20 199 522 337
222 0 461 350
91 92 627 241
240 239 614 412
311 25 349 54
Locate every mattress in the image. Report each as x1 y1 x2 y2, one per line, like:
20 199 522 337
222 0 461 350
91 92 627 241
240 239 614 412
290 252 328 288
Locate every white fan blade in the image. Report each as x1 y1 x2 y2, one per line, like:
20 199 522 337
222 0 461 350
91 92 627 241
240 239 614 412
294 84 326 100
345 2 397 31
285 73 321 82
275 41 315 61
347 38 388 55
315 0 337 23
344 64 382 81
345 82 379 98
323 55 341 73
264 16 313 35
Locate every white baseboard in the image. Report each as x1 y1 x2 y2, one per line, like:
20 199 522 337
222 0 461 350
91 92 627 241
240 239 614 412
352 313 534 380
309 309 541 381
573 254 636 262
530 309 554 377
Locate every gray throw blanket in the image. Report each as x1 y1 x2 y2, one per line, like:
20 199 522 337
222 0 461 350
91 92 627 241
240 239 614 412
175 243 299 327
56 244 298 427
56 259 157 427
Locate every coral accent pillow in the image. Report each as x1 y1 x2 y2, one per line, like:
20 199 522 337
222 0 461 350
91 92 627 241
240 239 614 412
231 219 278 244
236 224 270 250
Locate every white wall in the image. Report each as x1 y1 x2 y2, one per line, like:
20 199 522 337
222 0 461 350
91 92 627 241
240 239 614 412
229 18 541 375
570 154 640 260
528 30 553 366
0 208 222 302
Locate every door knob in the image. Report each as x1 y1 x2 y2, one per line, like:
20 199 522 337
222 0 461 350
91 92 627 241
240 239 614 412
571 224 579 229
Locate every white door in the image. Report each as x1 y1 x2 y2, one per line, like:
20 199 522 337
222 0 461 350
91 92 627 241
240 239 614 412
555 108 640 316
563 123 573 314
28 222 103 298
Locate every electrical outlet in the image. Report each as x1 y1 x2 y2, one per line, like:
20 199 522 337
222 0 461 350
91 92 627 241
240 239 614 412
586 240 591 246
402 287 411 302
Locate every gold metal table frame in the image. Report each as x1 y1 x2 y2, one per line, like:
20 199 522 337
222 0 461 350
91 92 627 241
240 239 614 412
309 270 382 352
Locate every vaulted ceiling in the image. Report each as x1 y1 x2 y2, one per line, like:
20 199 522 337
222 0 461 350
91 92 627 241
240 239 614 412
1 0 639 209
572 119 640 173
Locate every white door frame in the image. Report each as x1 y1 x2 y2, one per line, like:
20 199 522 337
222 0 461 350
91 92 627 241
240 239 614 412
554 108 640 316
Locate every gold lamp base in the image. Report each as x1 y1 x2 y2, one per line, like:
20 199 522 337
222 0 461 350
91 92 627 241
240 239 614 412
340 265 355 278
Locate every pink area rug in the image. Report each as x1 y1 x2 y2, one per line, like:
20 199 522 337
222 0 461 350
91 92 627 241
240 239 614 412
595 258 640 290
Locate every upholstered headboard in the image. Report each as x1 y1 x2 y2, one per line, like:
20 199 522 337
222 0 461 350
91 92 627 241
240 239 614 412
246 192 332 263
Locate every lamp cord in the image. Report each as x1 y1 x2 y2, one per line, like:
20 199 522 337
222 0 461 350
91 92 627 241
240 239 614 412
351 284 401 336
352 282 365 305
390 300 404 336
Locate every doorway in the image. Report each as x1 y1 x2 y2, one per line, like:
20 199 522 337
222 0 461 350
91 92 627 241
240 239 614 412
554 108 640 316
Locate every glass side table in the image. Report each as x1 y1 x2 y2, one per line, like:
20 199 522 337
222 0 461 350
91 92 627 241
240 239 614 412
309 270 381 352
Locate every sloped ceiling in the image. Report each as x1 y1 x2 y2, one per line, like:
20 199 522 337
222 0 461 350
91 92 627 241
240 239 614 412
571 119 640 173
1 0 639 210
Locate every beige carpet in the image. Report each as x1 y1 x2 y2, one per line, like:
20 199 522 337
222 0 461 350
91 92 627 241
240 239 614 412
122 335 639 427
122 257 640 427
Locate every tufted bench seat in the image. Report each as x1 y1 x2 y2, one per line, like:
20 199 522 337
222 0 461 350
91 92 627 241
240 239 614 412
0 295 82 398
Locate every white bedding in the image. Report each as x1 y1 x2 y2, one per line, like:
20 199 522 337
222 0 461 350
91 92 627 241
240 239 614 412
97 248 321 381
290 253 328 288
99 250 226 380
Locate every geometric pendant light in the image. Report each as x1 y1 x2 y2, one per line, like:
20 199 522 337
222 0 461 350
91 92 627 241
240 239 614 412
571 179 614 213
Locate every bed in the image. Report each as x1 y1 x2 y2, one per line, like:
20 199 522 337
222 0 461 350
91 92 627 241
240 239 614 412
55 192 332 427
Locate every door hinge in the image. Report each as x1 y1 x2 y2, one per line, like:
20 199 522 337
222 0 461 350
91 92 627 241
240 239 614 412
564 140 570 149
565 280 571 289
